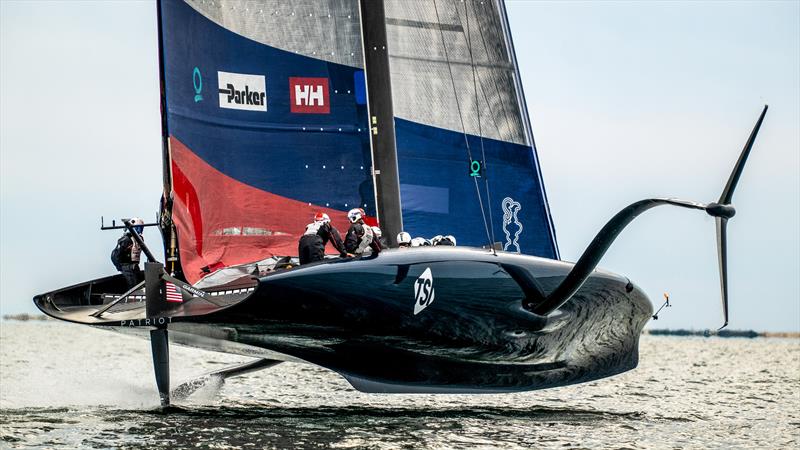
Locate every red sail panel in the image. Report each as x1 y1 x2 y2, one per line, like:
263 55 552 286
171 137 353 284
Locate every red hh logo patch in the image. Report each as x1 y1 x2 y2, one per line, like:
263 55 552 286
289 77 330 114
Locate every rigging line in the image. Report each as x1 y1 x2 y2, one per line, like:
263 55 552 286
462 0 497 254
433 0 493 248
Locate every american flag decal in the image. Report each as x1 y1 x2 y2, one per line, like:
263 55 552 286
165 282 183 303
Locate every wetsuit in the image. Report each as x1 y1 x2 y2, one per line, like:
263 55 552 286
345 222 382 256
298 222 347 264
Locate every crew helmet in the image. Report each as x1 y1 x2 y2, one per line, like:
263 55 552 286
347 208 365 223
397 231 412 246
371 226 382 239
410 237 431 247
432 234 456 246
130 217 145 234
314 212 330 223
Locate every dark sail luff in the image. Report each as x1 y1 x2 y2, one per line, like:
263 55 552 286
359 0 404 247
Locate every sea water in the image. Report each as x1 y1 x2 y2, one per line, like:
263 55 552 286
1 321 798 449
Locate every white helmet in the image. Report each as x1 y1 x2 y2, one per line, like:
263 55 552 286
347 208 364 223
314 212 330 223
371 226 382 239
410 237 431 247
397 231 412 246
431 235 444 245
130 217 145 234
433 235 456 246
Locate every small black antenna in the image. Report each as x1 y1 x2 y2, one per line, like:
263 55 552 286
652 292 672 320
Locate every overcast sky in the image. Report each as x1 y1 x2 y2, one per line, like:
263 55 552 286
1 0 798 331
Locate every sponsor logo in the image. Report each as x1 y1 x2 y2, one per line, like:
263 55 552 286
502 197 523 252
175 282 207 298
413 267 435 315
218 71 267 111
289 77 330 114
193 67 203 103
469 159 484 177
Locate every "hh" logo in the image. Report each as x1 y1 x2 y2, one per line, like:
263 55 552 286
289 77 330 114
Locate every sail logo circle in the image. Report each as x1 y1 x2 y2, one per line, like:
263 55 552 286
413 267 435 315
469 160 483 177
502 197 523 252
193 67 203 103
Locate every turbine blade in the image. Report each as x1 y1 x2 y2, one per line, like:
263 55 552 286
719 105 768 204
716 217 729 330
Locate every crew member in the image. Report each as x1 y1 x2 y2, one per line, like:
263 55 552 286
298 212 348 265
372 226 389 249
344 208 381 256
397 231 412 249
410 237 432 247
111 217 145 288
432 235 457 246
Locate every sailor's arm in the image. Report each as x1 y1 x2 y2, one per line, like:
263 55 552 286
328 226 348 257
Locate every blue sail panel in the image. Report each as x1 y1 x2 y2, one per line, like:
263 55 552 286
396 118 558 258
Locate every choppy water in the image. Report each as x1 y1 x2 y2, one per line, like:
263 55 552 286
1 321 798 449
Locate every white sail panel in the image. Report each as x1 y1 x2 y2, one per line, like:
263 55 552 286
185 0 364 68
385 0 529 144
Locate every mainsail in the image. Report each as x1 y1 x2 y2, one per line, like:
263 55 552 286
157 0 558 283
158 0 375 282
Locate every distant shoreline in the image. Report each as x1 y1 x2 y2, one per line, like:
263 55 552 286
2 313 49 322
645 329 800 339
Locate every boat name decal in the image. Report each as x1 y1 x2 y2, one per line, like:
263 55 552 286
413 267 435 315
289 77 330 114
120 317 173 327
218 71 266 112
502 197 522 252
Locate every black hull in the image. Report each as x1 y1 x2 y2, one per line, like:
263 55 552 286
35 248 652 393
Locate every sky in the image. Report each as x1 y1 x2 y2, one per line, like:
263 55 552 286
1 0 798 332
